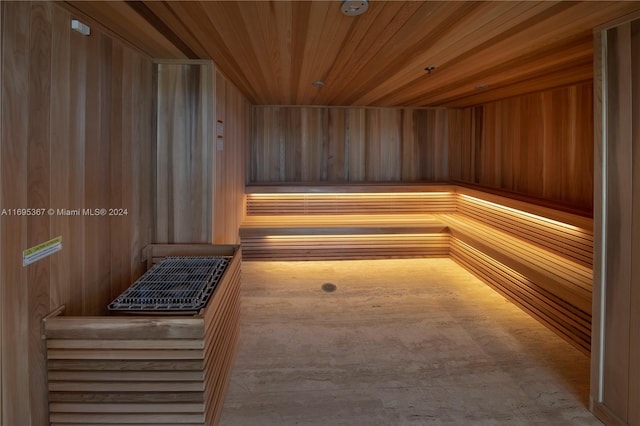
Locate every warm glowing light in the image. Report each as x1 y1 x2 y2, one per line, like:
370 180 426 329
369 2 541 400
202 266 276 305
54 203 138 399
459 194 583 231
264 233 447 241
248 192 452 198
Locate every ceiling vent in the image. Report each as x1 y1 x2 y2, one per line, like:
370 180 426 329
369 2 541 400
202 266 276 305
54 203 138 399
341 0 368 16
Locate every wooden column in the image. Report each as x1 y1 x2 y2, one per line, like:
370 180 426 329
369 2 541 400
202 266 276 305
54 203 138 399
592 12 640 426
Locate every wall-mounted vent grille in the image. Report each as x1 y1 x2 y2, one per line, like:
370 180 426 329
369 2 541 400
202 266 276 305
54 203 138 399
108 256 230 312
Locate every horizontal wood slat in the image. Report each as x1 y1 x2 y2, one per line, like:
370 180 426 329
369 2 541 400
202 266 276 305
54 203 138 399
239 185 593 353
246 193 457 215
242 234 451 261
43 244 241 425
451 238 591 354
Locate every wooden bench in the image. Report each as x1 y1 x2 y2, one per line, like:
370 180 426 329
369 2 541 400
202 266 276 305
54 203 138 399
42 244 241 426
242 184 456 260
240 184 593 353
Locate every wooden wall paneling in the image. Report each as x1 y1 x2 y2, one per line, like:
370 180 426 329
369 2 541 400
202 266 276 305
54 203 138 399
447 108 468 182
367 109 401 181
50 5 71 314
82 32 111 316
602 23 633 419
590 27 604 421
1 2 30 424
213 67 251 244
27 4 52 424
155 62 213 244
252 106 453 184
283 107 301 181
141 56 155 260
127 52 142 284
449 83 594 211
567 83 595 209
626 20 640 426
401 108 417 180
215 69 225 243
251 106 280 182
302 108 325 181
65 22 88 317
434 109 449 181
109 41 126 302
413 109 449 181
347 108 366 181
327 108 347 181
0 2 4 423
630 19 640 426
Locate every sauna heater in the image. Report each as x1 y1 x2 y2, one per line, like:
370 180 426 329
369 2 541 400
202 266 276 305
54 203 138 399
108 256 230 314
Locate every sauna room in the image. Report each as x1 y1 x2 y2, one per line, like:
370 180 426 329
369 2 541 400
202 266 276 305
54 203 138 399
1 1 640 425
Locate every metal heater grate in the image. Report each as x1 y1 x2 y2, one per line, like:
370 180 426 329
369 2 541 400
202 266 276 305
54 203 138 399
108 256 230 313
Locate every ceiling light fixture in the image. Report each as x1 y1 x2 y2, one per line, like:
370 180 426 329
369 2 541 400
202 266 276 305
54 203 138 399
341 0 368 16
312 81 325 88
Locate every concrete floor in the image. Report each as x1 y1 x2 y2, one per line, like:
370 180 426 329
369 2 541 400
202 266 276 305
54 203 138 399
219 258 601 426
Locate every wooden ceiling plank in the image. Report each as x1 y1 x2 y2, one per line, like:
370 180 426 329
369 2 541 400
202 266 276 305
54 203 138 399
380 34 594 107
356 1 629 106
354 1 562 105
321 1 424 104
339 1 486 105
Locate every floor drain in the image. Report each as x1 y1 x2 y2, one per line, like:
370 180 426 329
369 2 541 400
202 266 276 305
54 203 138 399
321 283 337 292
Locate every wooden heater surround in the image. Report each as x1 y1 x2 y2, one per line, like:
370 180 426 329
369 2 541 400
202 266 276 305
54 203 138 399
42 244 241 426
241 184 593 354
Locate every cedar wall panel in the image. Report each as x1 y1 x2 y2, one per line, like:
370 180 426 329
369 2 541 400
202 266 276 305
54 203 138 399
449 82 594 212
155 62 213 243
592 16 640 426
251 106 449 183
0 3 154 425
155 63 250 244
213 70 251 244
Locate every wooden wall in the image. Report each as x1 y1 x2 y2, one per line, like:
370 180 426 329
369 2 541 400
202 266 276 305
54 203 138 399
591 16 640 426
449 82 594 212
213 70 251 244
250 107 449 183
155 63 250 245
155 62 213 243
0 2 154 425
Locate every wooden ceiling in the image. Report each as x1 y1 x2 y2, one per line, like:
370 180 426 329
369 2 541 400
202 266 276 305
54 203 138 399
64 1 640 107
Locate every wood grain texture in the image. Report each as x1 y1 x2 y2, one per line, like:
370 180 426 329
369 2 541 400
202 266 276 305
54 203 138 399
449 82 594 212
155 62 212 244
602 23 633 419
0 3 155 424
155 63 250 245
27 4 53 424
630 20 640 426
591 15 640 426
1 3 30 425
212 69 251 244
68 1 640 107
43 245 241 426
0 2 3 422
251 106 450 184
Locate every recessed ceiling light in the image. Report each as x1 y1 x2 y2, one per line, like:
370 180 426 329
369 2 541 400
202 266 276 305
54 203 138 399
341 0 368 16
312 81 325 88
